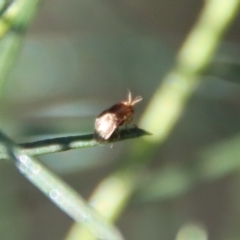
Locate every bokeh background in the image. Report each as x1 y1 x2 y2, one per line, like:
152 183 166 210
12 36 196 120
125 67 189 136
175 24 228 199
0 0 240 239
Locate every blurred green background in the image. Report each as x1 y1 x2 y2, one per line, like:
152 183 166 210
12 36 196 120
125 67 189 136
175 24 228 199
0 0 240 239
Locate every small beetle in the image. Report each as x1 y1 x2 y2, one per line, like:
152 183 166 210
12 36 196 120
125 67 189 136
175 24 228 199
95 91 142 140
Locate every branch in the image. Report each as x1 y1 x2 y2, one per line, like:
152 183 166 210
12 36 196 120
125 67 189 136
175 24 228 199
0 131 124 240
0 127 151 160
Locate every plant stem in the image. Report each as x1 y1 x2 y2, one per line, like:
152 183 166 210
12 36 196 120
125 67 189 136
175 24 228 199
66 1 240 239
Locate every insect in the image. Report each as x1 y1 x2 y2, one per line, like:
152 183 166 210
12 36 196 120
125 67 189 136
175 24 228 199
95 91 142 140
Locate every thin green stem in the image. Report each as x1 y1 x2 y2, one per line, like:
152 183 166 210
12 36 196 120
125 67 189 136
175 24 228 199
0 0 41 38
0 127 150 160
0 131 124 240
66 1 240 239
0 0 42 92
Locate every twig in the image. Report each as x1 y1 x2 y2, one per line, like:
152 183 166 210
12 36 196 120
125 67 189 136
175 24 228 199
0 127 151 160
0 131 124 240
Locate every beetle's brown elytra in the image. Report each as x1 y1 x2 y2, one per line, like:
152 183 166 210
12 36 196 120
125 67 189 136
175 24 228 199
94 91 142 140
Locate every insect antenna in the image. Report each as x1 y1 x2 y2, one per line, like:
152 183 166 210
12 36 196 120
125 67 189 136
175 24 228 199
127 89 132 104
132 96 142 105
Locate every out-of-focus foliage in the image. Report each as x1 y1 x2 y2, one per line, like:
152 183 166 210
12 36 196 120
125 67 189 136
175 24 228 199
0 1 240 240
